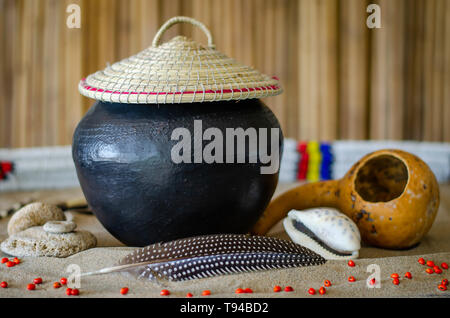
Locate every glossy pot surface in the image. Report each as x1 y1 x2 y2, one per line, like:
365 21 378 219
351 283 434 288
72 99 283 246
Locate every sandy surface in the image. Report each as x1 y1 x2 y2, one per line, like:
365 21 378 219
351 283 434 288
0 184 449 298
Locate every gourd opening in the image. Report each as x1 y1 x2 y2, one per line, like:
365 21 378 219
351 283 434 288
354 155 409 202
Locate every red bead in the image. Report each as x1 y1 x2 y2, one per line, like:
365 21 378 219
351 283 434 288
438 284 447 291
244 288 253 293
285 286 294 292
53 282 61 289
426 268 434 274
5 261 15 268
442 262 449 270
65 288 72 295
392 278 400 285
418 258 425 265
348 260 355 267
60 277 67 285
235 288 245 294
1 258 8 264
404 272 412 279
27 283 35 290
435 268 443 274
120 287 129 295
348 276 356 282
324 280 332 287
0 281 8 288
319 287 326 295
427 260 435 267
273 285 282 292
308 288 316 295
390 273 399 279
369 278 376 285
160 289 170 296
13 257 20 264
442 279 448 286
186 292 193 298
201 290 211 296
33 277 43 284
70 288 79 296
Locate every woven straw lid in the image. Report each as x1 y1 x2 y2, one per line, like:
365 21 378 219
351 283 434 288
79 16 282 104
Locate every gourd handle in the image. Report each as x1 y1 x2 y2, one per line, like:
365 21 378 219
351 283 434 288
250 180 341 235
152 16 215 49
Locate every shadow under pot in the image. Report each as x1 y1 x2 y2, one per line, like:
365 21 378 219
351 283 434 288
72 99 283 246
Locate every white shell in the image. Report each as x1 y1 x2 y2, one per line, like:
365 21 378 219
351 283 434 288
283 208 361 260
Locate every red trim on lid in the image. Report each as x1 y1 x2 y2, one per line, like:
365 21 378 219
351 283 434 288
80 79 280 97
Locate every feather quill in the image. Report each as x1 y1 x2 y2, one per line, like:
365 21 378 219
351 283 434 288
82 234 326 282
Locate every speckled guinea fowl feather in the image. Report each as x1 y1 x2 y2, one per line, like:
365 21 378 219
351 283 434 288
81 234 326 282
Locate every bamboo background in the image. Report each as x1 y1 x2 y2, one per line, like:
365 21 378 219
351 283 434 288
0 0 449 148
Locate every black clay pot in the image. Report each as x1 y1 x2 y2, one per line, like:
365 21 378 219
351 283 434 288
72 99 283 246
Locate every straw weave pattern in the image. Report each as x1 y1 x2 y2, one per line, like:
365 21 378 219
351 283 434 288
79 34 282 104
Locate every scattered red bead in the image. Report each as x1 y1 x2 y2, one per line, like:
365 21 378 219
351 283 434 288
201 290 211 296
60 277 67 285
0 281 8 288
438 284 447 291
426 268 434 274
244 288 253 294
369 278 376 285
235 288 245 294
70 288 79 296
5 261 15 268
27 283 35 290
405 272 412 279
65 288 72 296
427 260 435 267
418 258 425 265
324 280 332 287
273 285 282 293
348 260 355 267
348 276 356 282
442 262 449 270
392 278 400 285
441 279 448 286
53 282 61 289
1 257 8 264
308 288 316 295
120 287 129 295
390 273 399 279
186 292 193 298
33 277 43 285
285 286 294 292
12 257 20 264
435 268 443 274
319 287 326 295
160 289 170 296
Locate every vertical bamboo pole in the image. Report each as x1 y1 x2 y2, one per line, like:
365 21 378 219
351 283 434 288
403 0 424 140
431 0 445 141
140 0 161 49
240 0 254 67
287 0 299 139
339 0 369 140
42 0 60 146
63 0 83 144
318 0 338 140
272 0 290 133
423 0 436 141
0 0 9 147
444 0 450 141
